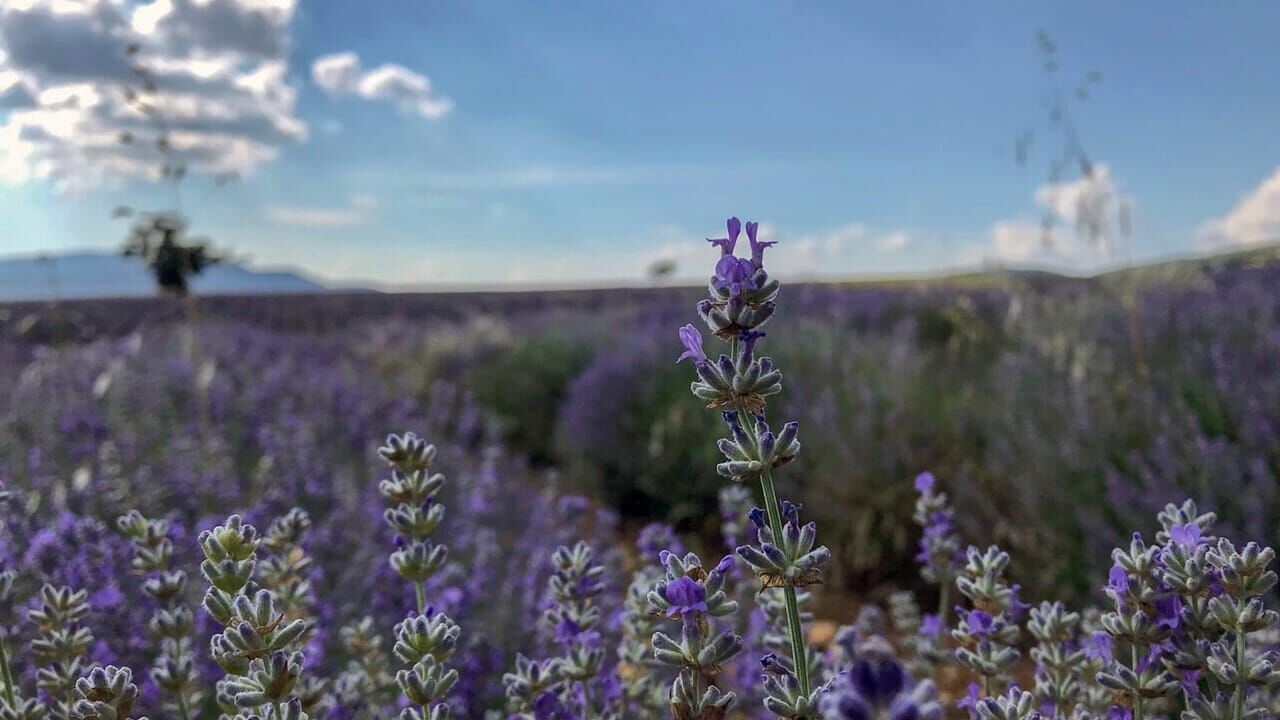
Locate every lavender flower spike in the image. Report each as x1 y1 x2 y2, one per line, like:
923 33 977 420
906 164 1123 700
676 324 707 364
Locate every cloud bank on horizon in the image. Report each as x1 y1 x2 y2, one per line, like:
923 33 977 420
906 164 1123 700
1 1 1278 287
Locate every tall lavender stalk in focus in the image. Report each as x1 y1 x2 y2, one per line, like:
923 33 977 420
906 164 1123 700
678 217 830 715
377 433 461 720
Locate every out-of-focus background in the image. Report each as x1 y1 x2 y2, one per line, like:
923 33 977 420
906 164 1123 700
3 1 1280 606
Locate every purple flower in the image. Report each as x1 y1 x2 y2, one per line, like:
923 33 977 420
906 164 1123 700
1106 564 1130 597
1169 523 1202 548
740 329 766 360
1083 631 1113 662
533 690 573 720
663 576 708 618
747 507 767 530
554 617 600 647
713 255 757 298
966 609 994 636
745 220 775 268
706 217 742 256
676 324 706 364
914 472 936 494
1107 706 1132 720
1155 594 1182 631
713 555 735 575
956 682 981 713
1008 584 1030 620
919 613 942 640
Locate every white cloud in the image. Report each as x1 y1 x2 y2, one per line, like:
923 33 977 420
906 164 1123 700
962 165 1129 269
0 0 305 192
311 51 451 119
1197 166 1280 249
875 230 909 252
265 193 377 228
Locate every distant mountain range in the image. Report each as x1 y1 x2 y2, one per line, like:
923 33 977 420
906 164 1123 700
0 252 334 301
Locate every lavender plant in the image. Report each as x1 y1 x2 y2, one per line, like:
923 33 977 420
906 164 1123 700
541 542 609 717
377 433 461 720
199 514 311 720
1096 532 1179 720
648 550 743 719
1026 601 1085 718
678 216 831 715
30 585 94 719
116 510 200 719
952 546 1023 700
817 636 942 720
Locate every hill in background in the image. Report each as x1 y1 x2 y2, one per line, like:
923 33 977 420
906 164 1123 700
0 252 328 301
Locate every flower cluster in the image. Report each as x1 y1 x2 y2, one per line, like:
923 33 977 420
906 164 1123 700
377 433 462 720
952 546 1024 702
377 433 449 613
116 510 202 717
199 514 312 720
1026 601 1086 717
648 550 743 720
28 585 95 719
1096 531 1181 717
617 536 673 716
819 637 943 720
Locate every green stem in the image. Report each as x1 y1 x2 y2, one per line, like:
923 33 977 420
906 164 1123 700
273 701 285 720
937 582 952 638
1131 643 1144 720
414 582 427 615
1233 629 1246 720
0 639 15 706
726 334 811 698
760 469 810 697
176 692 191 720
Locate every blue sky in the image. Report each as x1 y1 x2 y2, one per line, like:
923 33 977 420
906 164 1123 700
2 1 1279 287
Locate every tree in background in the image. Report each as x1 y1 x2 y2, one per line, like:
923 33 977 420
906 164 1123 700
113 42 233 296
122 213 219 297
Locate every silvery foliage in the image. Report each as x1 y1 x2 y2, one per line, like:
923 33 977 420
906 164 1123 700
952 546 1021 689
647 551 743 720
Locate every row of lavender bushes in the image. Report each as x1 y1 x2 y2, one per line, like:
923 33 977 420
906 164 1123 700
2 220 1279 719
6 248 1278 603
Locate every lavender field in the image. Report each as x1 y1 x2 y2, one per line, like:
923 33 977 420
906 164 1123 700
3 233 1280 720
